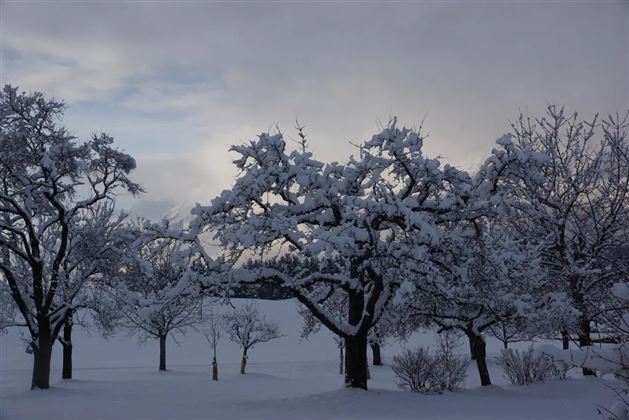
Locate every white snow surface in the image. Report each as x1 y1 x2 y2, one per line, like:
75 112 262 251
1 299 620 420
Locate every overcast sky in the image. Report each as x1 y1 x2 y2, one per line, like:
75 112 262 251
1 1 628 218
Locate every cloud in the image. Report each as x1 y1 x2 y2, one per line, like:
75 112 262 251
127 153 221 209
2 1 628 211
2 31 139 102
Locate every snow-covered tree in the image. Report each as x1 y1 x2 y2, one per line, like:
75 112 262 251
402 216 539 386
113 228 204 371
190 120 489 389
0 85 141 389
498 107 629 375
223 301 282 374
54 203 130 380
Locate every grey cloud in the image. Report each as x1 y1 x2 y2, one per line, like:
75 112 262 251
2 1 628 209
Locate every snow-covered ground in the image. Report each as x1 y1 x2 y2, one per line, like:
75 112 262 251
0 299 620 419
0 361 619 420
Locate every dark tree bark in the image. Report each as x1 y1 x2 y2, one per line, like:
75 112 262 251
578 318 596 376
561 330 570 350
339 345 344 375
159 335 167 371
466 331 491 386
240 348 248 374
31 319 53 390
469 338 477 360
212 357 218 381
571 277 596 376
61 319 73 380
344 333 368 389
344 289 369 390
370 342 382 366
499 323 509 350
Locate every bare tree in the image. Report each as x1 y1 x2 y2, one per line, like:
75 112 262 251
487 317 534 350
202 304 223 381
223 302 282 374
114 233 204 371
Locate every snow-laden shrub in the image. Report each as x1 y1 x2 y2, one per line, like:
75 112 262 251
433 350 470 392
497 345 563 385
433 332 470 392
392 347 437 393
392 340 469 394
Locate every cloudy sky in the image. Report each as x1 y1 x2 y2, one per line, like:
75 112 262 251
1 1 628 218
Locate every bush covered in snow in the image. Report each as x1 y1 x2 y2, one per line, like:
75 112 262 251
497 345 566 385
392 347 436 393
433 334 471 392
392 339 469 394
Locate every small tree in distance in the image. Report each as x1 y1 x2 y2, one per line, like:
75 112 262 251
114 232 204 371
223 302 282 374
202 304 223 381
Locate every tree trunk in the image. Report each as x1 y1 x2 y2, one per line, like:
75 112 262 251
159 335 167 371
62 319 73 380
240 348 248 374
467 331 491 386
501 324 509 350
339 345 344 375
212 356 218 381
31 320 53 390
469 338 477 360
344 287 369 390
561 330 570 350
344 333 368 389
578 318 596 376
371 342 382 366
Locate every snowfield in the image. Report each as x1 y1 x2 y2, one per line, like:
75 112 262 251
1 362 619 420
0 300 620 420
